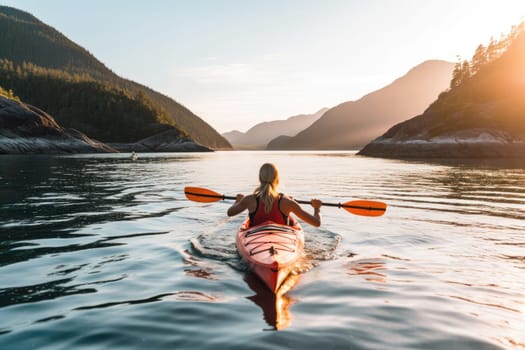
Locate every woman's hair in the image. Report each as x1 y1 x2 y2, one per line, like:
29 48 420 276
254 163 280 213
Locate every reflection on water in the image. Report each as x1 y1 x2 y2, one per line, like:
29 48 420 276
245 272 301 330
74 290 218 311
0 277 97 308
188 218 323 331
1 152 524 349
182 248 218 280
347 258 387 284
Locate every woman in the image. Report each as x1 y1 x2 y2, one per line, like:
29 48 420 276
227 163 322 227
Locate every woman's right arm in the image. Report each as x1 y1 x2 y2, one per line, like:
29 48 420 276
287 198 322 227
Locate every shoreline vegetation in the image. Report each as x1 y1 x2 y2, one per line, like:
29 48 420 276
0 94 212 154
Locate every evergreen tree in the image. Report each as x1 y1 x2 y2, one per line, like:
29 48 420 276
471 44 487 75
449 21 524 90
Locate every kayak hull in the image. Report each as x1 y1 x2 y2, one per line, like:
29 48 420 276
236 219 304 293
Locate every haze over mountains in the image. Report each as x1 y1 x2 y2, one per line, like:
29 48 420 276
0 6 230 149
267 60 455 150
222 108 328 149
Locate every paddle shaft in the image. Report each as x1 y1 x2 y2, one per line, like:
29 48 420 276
296 199 385 212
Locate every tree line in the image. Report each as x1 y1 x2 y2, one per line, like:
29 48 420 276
423 21 525 138
450 21 525 88
0 6 112 81
0 59 182 142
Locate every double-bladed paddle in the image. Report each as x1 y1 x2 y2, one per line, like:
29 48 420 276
184 186 387 217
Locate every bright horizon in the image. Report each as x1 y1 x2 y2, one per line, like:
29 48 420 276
3 0 525 133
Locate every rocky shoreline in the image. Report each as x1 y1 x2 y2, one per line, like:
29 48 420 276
0 95 213 154
0 95 116 154
109 129 213 153
358 130 525 158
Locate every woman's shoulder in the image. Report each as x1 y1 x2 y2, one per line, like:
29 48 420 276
278 194 300 213
279 193 293 200
242 194 257 203
279 194 298 205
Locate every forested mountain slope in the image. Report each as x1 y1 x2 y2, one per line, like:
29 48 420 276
359 23 525 158
0 5 230 148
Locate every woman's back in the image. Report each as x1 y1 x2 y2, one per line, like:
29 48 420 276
249 194 289 226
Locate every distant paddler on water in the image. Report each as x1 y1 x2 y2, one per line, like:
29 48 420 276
131 151 138 161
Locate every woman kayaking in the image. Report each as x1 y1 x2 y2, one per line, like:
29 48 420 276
227 163 322 227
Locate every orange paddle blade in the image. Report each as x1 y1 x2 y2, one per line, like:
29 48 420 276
341 200 387 217
184 187 224 203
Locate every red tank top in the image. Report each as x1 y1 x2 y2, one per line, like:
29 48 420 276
249 194 288 226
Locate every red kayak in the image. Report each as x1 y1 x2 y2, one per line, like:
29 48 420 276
236 219 304 293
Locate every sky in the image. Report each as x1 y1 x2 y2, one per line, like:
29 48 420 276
3 0 525 133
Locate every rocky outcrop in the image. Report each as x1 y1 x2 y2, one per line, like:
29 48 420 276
358 100 525 159
0 95 115 154
109 128 212 152
358 126 525 158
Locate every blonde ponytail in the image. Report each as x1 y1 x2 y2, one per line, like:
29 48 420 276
254 163 280 213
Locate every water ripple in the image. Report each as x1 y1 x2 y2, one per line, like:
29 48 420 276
1 153 524 349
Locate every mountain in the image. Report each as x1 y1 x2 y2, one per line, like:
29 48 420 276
222 108 328 149
267 60 454 150
0 5 231 149
359 24 525 158
222 130 246 146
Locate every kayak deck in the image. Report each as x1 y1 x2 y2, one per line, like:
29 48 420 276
236 219 304 293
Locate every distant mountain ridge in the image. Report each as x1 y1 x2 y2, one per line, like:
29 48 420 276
359 24 525 158
222 108 328 149
267 60 455 150
0 5 231 149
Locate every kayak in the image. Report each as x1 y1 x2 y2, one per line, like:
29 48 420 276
236 218 304 293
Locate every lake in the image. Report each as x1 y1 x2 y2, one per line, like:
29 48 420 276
1 151 524 349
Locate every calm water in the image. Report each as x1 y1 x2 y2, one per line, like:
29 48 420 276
1 151 524 350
